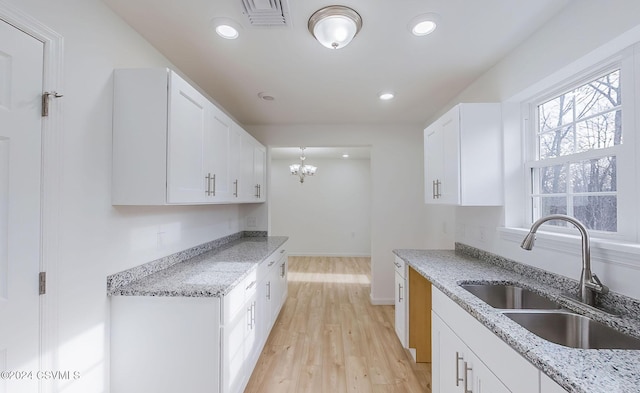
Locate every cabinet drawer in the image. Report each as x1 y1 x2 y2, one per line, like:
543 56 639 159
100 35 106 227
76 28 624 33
257 245 285 279
223 269 258 323
394 256 406 278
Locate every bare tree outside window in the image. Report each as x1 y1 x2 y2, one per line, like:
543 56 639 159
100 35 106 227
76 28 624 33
532 69 621 232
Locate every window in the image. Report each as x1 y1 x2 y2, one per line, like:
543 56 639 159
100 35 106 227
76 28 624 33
526 67 626 234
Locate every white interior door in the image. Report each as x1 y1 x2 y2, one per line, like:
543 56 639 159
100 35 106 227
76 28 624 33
0 19 44 393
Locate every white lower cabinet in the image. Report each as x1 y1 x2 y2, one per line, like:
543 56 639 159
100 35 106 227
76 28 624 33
393 256 408 348
111 243 288 393
432 312 509 393
432 286 568 393
110 296 221 393
221 270 258 393
221 245 288 393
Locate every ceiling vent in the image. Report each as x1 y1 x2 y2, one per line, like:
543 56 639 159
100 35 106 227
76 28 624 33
241 0 290 27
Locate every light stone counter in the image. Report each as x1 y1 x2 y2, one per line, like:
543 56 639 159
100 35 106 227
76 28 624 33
393 244 640 393
108 233 288 297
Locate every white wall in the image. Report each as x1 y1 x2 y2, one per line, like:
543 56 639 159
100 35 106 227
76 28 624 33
247 125 455 305
445 0 640 299
3 0 258 392
270 156 372 256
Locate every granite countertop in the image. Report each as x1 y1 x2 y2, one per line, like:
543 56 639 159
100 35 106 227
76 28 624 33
109 235 288 297
393 247 640 393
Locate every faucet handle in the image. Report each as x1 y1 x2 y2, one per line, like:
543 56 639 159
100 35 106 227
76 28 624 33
586 273 609 294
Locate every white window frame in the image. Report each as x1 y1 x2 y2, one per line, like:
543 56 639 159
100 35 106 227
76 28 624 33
522 46 638 243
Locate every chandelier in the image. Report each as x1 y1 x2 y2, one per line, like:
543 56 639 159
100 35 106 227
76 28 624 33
289 147 317 183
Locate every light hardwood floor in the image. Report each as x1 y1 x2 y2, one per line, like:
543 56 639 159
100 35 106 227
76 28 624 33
245 256 432 393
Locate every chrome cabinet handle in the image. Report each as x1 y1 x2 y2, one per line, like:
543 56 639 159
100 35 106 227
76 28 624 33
251 302 256 328
205 173 211 196
393 261 401 268
246 280 256 290
464 361 472 393
280 262 285 278
266 281 271 300
455 352 464 386
398 283 403 302
268 260 276 267
212 174 216 196
432 180 436 199
435 179 442 198
233 179 238 197
280 249 285 254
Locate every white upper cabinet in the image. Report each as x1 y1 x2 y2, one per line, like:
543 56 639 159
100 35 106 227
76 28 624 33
424 103 503 206
229 124 266 203
253 143 266 202
207 109 233 201
112 68 266 205
166 71 211 203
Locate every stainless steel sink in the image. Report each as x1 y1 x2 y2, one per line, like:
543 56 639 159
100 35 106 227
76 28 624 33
460 284 562 309
503 311 640 349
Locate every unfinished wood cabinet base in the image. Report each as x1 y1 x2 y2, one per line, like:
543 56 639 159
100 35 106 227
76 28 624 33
409 266 432 363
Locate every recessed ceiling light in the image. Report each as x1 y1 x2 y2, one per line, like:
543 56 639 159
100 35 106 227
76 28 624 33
409 13 439 36
211 18 241 40
379 92 395 101
342 154 350 158
258 92 275 101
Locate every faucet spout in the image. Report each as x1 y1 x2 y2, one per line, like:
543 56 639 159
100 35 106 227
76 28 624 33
520 214 608 306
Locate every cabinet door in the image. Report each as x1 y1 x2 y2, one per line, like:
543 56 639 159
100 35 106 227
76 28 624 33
221 308 246 393
239 134 255 201
229 125 255 202
207 108 232 201
280 254 288 305
274 254 288 320
394 271 407 348
424 121 444 204
167 71 210 203
229 125 242 200
244 294 261 373
432 312 466 393
440 106 461 204
472 352 511 393
259 273 274 343
253 144 266 201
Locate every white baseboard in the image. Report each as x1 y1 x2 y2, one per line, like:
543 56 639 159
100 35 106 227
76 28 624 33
370 294 394 305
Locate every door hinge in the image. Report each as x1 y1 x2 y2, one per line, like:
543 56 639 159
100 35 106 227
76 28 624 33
42 91 63 117
39 272 46 295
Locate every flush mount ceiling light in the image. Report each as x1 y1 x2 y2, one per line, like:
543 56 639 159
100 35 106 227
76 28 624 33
408 13 439 36
379 92 395 101
211 17 242 39
308 5 362 49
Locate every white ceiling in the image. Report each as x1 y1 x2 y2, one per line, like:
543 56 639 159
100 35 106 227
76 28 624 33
102 0 571 126
271 146 370 160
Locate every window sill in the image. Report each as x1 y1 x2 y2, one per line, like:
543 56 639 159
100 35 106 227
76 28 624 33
498 227 640 269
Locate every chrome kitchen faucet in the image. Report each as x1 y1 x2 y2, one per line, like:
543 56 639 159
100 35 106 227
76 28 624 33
520 214 609 307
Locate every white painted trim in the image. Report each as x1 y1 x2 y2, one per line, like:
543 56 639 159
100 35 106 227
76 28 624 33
369 294 394 306
0 3 63 393
498 227 640 269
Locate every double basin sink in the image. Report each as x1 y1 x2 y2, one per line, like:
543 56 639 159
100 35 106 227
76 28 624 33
461 283 640 350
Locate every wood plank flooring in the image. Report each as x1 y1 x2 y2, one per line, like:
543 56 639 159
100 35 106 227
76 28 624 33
245 256 431 393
